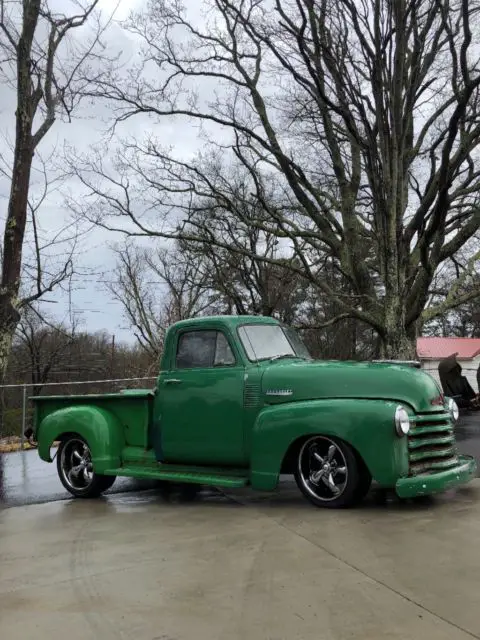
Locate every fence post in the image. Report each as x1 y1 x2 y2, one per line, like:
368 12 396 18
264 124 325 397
20 384 27 451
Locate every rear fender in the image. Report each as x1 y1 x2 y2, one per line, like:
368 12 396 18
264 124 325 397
37 405 124 473
250 399 409 490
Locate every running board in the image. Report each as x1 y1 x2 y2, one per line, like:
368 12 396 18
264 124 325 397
103 465 249 488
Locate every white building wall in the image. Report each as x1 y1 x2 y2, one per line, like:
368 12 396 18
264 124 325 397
420 357 479 392
420 360 441 387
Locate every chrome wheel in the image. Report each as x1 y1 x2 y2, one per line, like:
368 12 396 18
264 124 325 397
298 436 348 502
60 438 94 492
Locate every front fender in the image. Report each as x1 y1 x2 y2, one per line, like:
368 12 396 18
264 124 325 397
37 405 124 473
250 399 409 490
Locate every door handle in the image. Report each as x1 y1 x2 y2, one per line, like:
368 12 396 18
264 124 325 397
164 378 182 385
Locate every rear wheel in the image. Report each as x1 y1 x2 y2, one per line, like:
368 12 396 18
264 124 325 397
294 435 367 508
157 481 202 502
57 436 116 498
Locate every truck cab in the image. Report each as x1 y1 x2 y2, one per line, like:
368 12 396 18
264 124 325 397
31 315 477 508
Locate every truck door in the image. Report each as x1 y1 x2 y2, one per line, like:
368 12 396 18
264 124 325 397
158 328 247 466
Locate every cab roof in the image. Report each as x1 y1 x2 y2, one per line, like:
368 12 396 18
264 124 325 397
171 315 280 331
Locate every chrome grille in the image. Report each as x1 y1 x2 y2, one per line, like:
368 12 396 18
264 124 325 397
408 411 458 476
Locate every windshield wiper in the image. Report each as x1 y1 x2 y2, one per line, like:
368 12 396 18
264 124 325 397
269 353 304 362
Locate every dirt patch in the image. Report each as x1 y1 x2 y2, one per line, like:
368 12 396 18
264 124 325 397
0 436 61 453
0 436 36 453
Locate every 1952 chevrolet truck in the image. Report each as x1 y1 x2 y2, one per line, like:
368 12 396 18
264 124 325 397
30 315 477 508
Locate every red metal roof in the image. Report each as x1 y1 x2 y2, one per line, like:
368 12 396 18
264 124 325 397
416 337 480 360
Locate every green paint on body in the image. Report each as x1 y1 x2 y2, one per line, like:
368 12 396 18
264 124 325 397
31 315 476 503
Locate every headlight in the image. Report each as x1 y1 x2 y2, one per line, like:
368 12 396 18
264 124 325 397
394 406 410 436
448 397 459 422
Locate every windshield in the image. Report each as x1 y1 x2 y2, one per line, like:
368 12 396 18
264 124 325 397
238 324 312 362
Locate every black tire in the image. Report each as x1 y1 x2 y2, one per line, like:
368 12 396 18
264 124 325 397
178 483 202 502
294 435 366 508
353 457 372 503
157 481 201 503
56 435 116 498
156 480 175 501
97 475 117 493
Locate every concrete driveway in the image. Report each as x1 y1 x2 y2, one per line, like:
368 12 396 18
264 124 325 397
1 411 480 639
1 481 480 640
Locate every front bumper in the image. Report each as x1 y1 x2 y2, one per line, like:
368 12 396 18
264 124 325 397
395 454 477 499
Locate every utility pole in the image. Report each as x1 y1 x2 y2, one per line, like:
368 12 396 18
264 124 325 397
110 334 115 378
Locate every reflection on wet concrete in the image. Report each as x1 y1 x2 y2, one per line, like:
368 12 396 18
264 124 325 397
1 448 158 507
454 412 480 466
454 412 480 439
0 412 479 508
0 455 3 504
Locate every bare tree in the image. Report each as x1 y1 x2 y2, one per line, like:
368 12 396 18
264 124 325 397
0 322 155 440
175 178 312 323
0 150 91 305
108 243 219 363
0 1 113 496
112 232 377 360
0 0 111 384
425 299 480 337
423 239 480 336
72 0 480 358
15 304 78 395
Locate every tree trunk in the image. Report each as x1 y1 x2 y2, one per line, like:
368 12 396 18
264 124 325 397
380 302 417 360
0 305 18 508
0 294 20 375
0 145 34 423
0 71 36 423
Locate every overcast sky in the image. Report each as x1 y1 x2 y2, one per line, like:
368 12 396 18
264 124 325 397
4 0 475 348
0 0 208 345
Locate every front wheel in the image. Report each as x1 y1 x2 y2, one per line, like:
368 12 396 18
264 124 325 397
57 436 116 498
294 435 368 508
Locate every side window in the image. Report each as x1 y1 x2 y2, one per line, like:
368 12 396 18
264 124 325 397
176 331 236 369
214 332 236 366
176 331 216 369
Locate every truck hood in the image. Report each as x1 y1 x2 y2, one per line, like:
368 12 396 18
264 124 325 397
261 360 443 413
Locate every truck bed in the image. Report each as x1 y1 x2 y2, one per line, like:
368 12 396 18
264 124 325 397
32 389 155 449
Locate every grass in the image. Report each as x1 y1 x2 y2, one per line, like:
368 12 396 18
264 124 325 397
0 436 62 453
0 437 35 453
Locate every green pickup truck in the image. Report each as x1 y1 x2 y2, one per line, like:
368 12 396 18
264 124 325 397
31 315 476 508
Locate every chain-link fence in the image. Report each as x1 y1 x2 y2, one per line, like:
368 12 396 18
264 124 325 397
0 377 157 447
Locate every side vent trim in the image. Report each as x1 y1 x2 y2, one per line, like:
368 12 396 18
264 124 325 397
244 382 261 408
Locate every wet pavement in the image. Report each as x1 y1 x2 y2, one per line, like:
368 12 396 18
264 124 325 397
0 448 158 507
453 410 480 460
1 412 480 639
2 477 480 639
0 411 479 508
